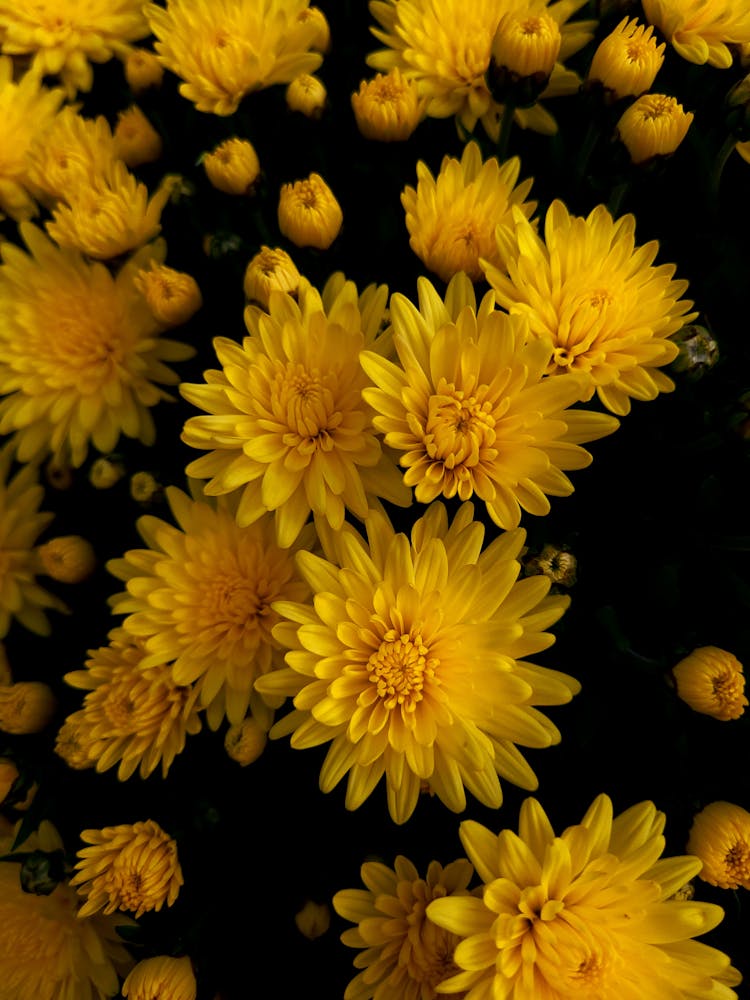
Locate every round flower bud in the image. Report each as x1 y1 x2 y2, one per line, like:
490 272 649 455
114 106 163 168
203 138 261 196
588 18 665 99
0 682 57 735
130 471 163 504
616 93 694 164
37 536 96 583
278 173 343 250
125 49 164 94
673 646 747 721
224 717 267 766
122 955 197 1000
688 801 750 890
294 900 331 940
489 8 561 105
134 263 203 326
351 69 423 142
286 74 327 118
296 6 331 53
670 324 719 380
89 456 126 490
243 246 301 307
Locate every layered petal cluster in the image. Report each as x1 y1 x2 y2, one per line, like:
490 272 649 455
107 488 312 730
361 274 619 530
333 856 474 1000
122 955 197 1000
642 0 750 69
688 801 750 890
428 794 742 998
673 646 747 721
181 274 410 547
0 226 194 467
146 0 323 115
257 502 578 824
485 201 698 415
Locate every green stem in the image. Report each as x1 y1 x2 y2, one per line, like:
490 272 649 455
497 102 516 162
607 180 628 217
709 134 737 203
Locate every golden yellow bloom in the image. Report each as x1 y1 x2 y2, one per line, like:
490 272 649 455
124 48 164 94
107 488 312 729
71 820 183 920
63 632 202 779
0 227 194 468
243 246 301 306
146 0 323 115
484 200 698 415
89 456 126 490
616 93 694 164
257 502 577 824
277 172 343 249
37 535 96 583
491 7 562 79
114 105 163 168
0 682 57 734
428 794 742 998
673 646 747 720
334 856 473 999
286 73 327 118
588 17 665 99
642 0 750 69
203 137 261 195
123 955 197 1000
0 59 64 220
182 274 409 547
224 716 268 765
351 68 423 142
297 5 331 53
361 274 619 529
295 900 331 940
401 141 535 283
0 0 149 96
0 819 134 1000
135 262 203 326
688 801 750 890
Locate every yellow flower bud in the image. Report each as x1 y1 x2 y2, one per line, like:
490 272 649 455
616 93 694 164
134 263 203 326
491 8 561 80
243 246 301 307
125 49 165 94
114 106 163 168
0 758 19 804
122 955 197 1000
688 801 750 890
296 6 331 53
55 717 95 770
278 173 343 250
294 900 331 940
203 138 261 196
673 646 747 721
224 717 267 766
89 456 126 490
130 471 163 504
351 69 423 142
286 74 327 118
37 536 96 583
588 18 665 99
0 682 57 735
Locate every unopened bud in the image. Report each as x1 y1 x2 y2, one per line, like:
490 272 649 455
0 683 57 735
294 899 331 939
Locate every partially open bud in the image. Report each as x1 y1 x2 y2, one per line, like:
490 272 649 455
616 93 693 164
587 18 665 100
224 717 267 766
286 74 327 118
37 536 96 583
489 7 561 106
55 717 95 770
135 263 203 326
0 683 57 735
278 173 343 250
243 246 301 307
114 106 163 168
203 139 261 196
673 647 747 721
351 69 423 142
294 899 331 939
125 49 164 94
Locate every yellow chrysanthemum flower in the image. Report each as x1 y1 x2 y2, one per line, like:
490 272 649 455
642 0 750 69
616 93 694 165
587 17 665 99
107 488 312 730
124 47 165 94
181 274 410 548
203 138 261 196
37 535 96 583
134 262 203 327
277 172 343 250
63 632 202 780
484 200 699 415
145 0 323 115
0 227 194 468
334 856 474 1000
368 0 596 137
286 73 327 118
122 955 197 1000
361 274 619 530
243 246 301 307
428 795 742 998
688 801 750 890
351 68 424 142
401 141 536 283
673 646 748 721
71 819 183 920
257 502 578 824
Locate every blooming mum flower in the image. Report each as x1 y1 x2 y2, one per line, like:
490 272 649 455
587 17 665 99
428 794 742 997
361 274 619 529
616 93 694 165
334 855 473 1000
122 955 197 1000
256 502 578 824
71 819 183 920
107 487 312 730
145 0 323 115
402 142 535 283
0 226 194 467
0 0 150 96
203 138 261 196
243 246 301 306
673 646 747 721
351 68 424 142
688 801 750 890
642 0 750 69
182 274 409 547
484 200 698 415
277 172 343 249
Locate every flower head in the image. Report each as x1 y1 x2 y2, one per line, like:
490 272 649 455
181 274 409 547
616 93 694 164
361 274 619 530
243 246 301 306
401 141 536 283
642 0 750 69
484 200 698 415
0 226 194 467
334 856 474 999
351 68 423 141
71 819 183 920
428 794 742 997
203 138 261 195
135 262 203 326
688 801 750 890
673 646 747 720
122 955 197 1000
257 501 578 824
286 73 327 118
146 0 323 115
114 105 163 168
588 17 665 99
491 6 562 81
278 172 343 249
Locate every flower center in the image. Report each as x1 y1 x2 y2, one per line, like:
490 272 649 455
204 573 264 627
368 628 438 711
626 39 649 63
641 94 676 120
724 841 750 883
711 671 744 712
104 691 135 729
424 381 496 470
518 884 565 922
274 363 342 452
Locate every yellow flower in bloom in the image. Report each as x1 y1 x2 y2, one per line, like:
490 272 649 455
491 6 562 80
673 646 747 721
0 227 194 468
107 488 312 730
63 632 202 779
401 141 536 283
37 535 96 583
286 73 327 118
428 795 742 998
135 262 203 326
0 819 134 1000
0 0 149 96
361 274 619 530
146 0 323 116
203 138 261 195
71 819 183 920
616 93 694 165
122 955 197 1000
0 682 57 734
688 801 750 890
0 59 64 220
351 68 424 142
642 0 750 69
124 48 164 94
484 200 698 415
256 502 578 824
278 172 343 249
114 105 163 168
243 246 301 307
182 274 409 547
587 17 665 99
0 447 68 638
224 716 268 765
334 856 473 999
